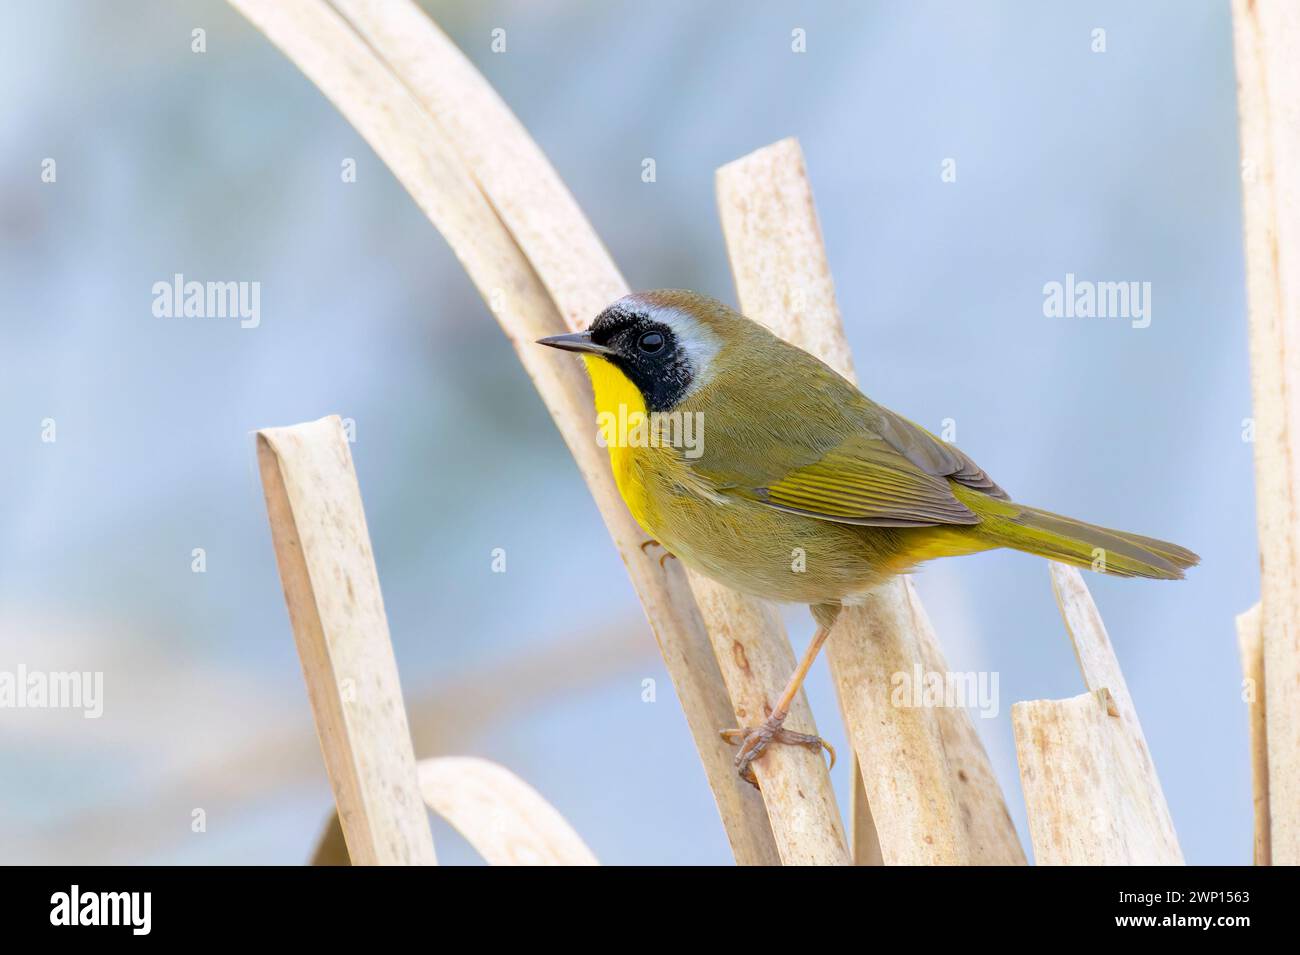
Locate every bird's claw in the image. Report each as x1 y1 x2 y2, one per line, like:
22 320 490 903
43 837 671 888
720 716 836 790
639 538 676 568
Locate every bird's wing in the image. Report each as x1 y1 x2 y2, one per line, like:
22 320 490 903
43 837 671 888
867 403 1009 500
686 355 1007 528
754 432 982 527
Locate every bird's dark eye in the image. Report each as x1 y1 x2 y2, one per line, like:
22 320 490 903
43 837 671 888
637 330 665 354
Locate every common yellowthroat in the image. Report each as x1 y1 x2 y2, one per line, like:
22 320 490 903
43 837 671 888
539 289 1198 784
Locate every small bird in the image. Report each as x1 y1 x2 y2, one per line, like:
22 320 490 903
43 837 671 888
538 290 1198 785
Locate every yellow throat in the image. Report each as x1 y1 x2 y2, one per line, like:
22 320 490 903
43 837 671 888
583 353 654 527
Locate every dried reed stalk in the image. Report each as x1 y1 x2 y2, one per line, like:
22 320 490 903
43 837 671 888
847 761 884 865
905 579 1025 862
312 756 598 865
228 0 779 863
323 0 849 862
257 415 436 865
716 138 1025 865
1236 602 1269 865
1013 689 1171 865
310 813 350 866
687 579 849 862
417 757 599 865
1232 0 1300 866
1047 564 1182 862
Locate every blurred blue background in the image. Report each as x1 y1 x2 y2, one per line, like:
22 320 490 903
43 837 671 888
0 0 1255 864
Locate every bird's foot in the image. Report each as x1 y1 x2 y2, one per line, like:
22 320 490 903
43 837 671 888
638 538 676 568
720 715 836 789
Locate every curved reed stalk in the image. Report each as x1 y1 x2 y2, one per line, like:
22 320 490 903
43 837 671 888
313 756 599 865
228 0 780 863
417 757 598 865
324 0 848 863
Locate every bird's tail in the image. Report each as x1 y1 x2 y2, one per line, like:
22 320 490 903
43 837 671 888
955 487 1199 580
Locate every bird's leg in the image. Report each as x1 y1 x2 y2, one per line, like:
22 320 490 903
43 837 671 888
720 607 840 788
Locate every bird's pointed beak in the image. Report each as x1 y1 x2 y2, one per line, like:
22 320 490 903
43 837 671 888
536 331 614 356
